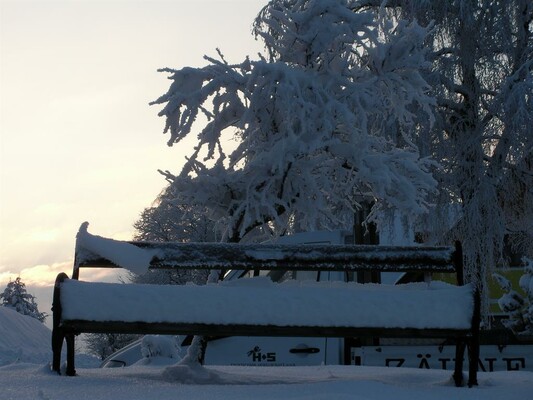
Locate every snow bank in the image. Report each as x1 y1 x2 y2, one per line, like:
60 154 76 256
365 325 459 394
60 277 474 330
0 306 51 366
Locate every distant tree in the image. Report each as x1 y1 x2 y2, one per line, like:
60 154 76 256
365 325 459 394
351 0 533 318
131 184 212 285
0 277 47 323
133 185 216 244
151 0 438 245
83 333 141 361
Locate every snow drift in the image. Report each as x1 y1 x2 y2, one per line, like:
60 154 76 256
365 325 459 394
0 306 52 366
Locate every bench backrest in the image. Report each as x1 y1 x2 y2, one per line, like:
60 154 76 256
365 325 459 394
73 235 464 284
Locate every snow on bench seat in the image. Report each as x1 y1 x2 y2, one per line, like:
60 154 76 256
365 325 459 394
60 277 474 331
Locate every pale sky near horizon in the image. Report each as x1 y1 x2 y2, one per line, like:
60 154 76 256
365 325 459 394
0 0 266 316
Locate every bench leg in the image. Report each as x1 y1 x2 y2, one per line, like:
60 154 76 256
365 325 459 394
65 333 76 376
467 338 479 387
51 328 64 374
51 329 76 376
453 340 466 387
52 272 69 374
468 288 481 387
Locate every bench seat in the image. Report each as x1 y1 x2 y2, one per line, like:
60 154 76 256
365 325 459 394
60 278 475 332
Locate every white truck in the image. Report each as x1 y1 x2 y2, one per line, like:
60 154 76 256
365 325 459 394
99 230 533 372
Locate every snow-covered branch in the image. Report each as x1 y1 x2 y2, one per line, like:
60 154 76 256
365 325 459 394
152 0 437 243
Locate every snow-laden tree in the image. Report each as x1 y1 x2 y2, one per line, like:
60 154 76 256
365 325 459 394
0 277 47 323
351 0 533 318
151 0 438 244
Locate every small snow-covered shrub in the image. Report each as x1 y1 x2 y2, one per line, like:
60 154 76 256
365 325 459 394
84 333 140 360
0 277 47 323
494 258 533 335
141 335 181 359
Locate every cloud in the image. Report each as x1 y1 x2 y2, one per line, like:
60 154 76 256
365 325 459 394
0 260 126 330
0 260 124 288
0 261 71 287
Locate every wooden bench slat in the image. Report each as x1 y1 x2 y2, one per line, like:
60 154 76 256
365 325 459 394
59 320 473 339
76 242 458 273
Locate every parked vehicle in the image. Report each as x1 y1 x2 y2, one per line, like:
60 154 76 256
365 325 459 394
100 230 533 372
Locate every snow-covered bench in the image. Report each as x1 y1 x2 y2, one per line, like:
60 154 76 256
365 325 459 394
52 224 480 387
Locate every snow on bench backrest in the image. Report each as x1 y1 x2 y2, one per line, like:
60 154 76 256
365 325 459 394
74 222 463 282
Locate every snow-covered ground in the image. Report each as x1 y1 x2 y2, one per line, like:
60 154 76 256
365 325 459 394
0 306 52 366
3 362 533 400
2 307 533 400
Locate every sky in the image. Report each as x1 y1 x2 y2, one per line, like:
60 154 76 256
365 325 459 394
0 0 266 316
